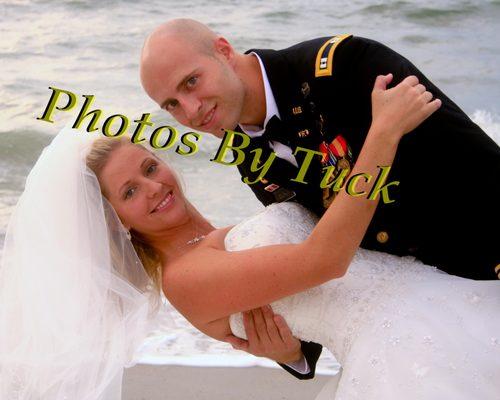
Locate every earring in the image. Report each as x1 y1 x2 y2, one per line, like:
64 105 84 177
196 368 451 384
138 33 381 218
125 230 132 240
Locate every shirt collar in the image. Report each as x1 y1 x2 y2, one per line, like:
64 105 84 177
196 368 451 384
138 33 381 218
239 52 281 138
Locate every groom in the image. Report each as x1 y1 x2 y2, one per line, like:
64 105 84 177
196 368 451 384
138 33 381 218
139 19 500 380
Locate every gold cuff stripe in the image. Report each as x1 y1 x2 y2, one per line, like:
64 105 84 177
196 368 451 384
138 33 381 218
315 34 353 77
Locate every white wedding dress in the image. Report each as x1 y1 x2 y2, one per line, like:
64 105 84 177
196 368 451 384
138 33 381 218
225 202 500 400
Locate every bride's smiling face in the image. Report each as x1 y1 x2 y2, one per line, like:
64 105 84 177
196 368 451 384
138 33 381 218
99 143 188 236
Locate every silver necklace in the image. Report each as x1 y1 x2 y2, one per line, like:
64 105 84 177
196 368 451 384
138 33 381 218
186 235 206 246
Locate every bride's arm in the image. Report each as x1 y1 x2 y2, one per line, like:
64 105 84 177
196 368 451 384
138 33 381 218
164 74 441 325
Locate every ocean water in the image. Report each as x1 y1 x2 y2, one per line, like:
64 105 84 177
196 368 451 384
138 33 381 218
1 0 499 375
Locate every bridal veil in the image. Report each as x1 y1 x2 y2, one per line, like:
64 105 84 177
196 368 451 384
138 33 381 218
0 125 166 399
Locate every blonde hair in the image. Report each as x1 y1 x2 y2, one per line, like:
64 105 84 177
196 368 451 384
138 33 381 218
86 136 162 295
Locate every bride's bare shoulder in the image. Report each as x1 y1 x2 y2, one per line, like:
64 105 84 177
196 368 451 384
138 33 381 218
202 225 234 248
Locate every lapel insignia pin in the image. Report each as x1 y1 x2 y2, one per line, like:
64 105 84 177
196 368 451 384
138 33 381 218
292 106 303 115
297 129 310 138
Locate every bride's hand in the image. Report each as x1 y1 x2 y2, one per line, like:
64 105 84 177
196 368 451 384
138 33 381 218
370 73 442 142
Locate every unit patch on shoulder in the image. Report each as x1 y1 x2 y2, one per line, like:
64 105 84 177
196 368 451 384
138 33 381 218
315 34 353 77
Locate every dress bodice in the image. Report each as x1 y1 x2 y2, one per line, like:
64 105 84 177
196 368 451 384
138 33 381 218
224 202 496 365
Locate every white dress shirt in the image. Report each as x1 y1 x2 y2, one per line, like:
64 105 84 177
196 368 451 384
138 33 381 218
240 53 310 375
239 53 299 168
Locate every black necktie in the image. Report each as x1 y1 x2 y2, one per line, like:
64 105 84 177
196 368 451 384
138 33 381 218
260 115 291 147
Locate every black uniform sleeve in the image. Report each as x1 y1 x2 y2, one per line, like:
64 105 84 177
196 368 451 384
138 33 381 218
277 340 323 380
335 36 440 95
334 36 500 279
333 35 470 129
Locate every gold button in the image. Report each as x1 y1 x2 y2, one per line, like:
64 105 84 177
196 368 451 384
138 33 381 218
376 231 389 244
495 264 500 274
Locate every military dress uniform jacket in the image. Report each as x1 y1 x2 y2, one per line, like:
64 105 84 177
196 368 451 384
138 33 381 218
233 35 500 379
234 35 500 279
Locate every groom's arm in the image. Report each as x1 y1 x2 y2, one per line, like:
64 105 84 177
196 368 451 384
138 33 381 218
224 306 323 380
278 340 323 380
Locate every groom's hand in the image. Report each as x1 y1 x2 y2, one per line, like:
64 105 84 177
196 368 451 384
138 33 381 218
224 305 303 364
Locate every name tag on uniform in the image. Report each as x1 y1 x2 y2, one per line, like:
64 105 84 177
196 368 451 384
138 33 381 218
264 183 280 192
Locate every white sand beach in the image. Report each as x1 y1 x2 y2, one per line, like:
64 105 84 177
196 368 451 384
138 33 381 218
123 365 336 400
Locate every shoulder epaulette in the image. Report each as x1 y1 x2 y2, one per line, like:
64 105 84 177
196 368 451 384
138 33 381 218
315 34 353 77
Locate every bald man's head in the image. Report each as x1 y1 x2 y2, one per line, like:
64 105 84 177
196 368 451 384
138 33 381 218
139 19 248 137
140 19 225 98
142 19 217 62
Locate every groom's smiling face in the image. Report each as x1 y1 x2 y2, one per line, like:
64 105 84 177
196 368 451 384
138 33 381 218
140 35 246 138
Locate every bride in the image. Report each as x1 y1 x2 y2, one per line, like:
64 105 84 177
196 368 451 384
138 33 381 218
1 74 499 400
